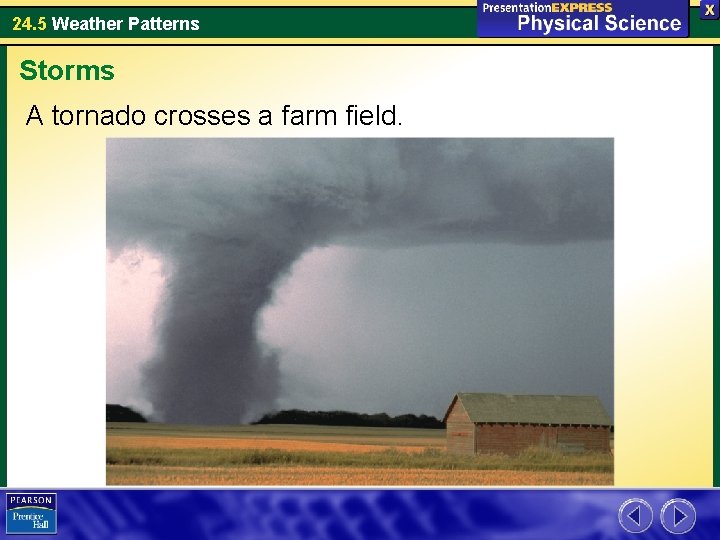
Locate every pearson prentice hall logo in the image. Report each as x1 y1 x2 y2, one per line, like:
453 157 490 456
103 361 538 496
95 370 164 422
6 493 57 535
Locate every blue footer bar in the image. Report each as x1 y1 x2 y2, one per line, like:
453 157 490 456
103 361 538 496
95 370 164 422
3 489 719 538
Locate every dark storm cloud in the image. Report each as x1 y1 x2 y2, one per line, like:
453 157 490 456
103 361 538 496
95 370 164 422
107 139 613 424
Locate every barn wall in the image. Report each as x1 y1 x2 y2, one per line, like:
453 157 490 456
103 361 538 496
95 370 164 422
475 424 610 455
446 399 475 455
557 425 610 453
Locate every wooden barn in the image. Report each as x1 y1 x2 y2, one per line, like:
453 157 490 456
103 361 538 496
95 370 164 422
443 393 612 455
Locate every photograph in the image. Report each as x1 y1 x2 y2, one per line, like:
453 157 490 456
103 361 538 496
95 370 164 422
106 138 614 486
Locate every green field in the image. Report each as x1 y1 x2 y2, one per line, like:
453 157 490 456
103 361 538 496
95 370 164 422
107 421 445 445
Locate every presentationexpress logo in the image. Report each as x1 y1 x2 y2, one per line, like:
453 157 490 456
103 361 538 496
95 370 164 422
6 493 57 535
477 0 688 37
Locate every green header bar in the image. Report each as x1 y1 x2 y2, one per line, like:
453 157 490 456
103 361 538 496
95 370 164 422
692 9 720 39
1 7 474 38
0 6 718 39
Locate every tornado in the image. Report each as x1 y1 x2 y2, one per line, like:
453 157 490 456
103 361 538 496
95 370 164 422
107 139 613 424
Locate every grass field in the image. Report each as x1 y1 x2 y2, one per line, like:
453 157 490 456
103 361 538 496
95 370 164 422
107 422 613 486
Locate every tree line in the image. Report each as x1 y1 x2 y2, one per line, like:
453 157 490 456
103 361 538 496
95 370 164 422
106 404 445 428
254 409 444 429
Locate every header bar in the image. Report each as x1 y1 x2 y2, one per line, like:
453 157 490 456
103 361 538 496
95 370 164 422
0 4 718 42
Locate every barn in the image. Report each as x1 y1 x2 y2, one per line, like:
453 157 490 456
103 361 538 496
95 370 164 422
443 393 612 455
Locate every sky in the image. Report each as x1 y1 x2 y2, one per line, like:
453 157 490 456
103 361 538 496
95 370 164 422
106 139 613 424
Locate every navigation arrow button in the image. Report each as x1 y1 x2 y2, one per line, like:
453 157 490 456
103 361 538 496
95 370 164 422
619 499 653 534
661 498 696 534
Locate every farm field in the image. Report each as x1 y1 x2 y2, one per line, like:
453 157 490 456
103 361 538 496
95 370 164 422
108 465 611 486
107 423 613 486
107 422 443 453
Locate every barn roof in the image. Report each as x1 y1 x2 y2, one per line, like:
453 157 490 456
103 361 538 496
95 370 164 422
443 393 612 426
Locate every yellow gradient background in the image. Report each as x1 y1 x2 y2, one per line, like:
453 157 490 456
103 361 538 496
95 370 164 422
6 46 713 486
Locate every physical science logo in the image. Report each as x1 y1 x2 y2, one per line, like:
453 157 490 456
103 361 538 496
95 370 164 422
6 493 57 535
